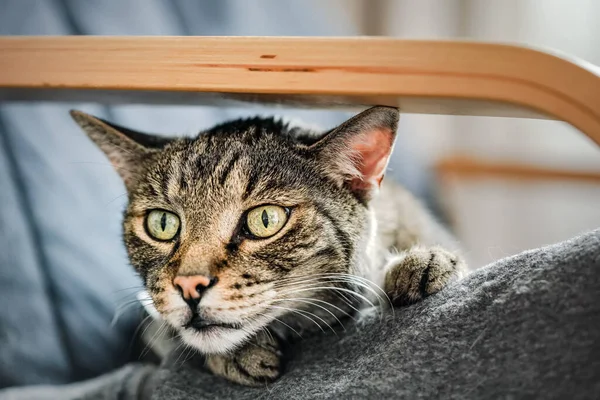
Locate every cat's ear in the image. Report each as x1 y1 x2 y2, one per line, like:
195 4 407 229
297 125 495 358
70 110 170 189
311 106 399 202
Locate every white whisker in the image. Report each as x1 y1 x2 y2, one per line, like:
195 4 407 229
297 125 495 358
130 314 154 345
268 305 331 333
256 312 303 339
179 345 198 366
140 320 170 359
274 272 391 311
277 283 378 311
172 341 191 367
274 297 347 330
314 273 393 310
274 283 363 315
261 327 275 343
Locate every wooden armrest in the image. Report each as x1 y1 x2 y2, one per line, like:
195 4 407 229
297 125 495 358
436 156 600 184
1 36 599 146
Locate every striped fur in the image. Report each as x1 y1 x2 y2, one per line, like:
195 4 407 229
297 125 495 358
71 107 465 386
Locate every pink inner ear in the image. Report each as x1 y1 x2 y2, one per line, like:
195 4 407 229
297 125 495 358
350 128 394 191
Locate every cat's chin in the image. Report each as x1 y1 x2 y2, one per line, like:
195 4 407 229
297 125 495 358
179 325 253 354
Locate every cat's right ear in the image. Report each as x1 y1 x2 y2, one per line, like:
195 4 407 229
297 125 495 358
70 110 169 189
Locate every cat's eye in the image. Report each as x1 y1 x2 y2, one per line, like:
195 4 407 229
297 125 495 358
146 210 180 241
245 205 288 238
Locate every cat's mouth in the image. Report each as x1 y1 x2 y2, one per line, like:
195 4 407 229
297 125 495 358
183 315 242 333
177 313 254 354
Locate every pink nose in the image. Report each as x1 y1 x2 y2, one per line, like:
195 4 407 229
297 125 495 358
173 275 216 300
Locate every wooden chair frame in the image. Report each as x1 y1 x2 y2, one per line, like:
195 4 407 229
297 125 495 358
1 36 599 148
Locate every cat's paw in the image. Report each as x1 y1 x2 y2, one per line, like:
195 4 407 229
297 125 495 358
384 246 465 307
205 331 283 387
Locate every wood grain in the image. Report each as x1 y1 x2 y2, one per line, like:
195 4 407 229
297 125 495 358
1 36 600 145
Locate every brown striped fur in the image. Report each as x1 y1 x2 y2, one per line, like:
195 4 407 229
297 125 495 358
71 107 465 386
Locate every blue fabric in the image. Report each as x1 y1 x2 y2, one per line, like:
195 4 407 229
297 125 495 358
0 117 71 386
0 0 432 388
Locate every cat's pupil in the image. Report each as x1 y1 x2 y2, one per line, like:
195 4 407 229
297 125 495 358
261 210 269 228
160 213 167 231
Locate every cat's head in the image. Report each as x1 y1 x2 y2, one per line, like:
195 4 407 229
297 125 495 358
71 106 398 354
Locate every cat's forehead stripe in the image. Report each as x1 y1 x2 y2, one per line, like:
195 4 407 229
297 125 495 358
218 152 241 186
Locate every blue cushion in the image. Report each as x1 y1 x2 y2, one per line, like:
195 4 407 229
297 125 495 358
0 0 434 387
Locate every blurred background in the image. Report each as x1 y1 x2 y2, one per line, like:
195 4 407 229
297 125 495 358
1 0 599 390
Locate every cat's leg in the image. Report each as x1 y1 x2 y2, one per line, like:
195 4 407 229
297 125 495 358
205 330 284 387
383 245 466 307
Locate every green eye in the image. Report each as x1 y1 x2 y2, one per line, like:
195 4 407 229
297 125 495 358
246 205 288 238
146 210 180 241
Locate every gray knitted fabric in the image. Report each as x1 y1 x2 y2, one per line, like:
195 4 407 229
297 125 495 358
3 229 599 399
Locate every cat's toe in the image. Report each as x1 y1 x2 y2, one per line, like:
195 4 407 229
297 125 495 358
235 343 282 384
206 333 283 387
384 246 465 307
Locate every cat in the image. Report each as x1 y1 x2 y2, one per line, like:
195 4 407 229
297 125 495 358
71 106 465 387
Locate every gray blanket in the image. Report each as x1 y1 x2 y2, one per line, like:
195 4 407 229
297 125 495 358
3 229 599 399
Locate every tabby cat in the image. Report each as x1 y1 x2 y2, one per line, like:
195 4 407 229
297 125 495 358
71 106 465 387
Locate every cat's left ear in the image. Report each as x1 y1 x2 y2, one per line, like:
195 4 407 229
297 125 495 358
70 110 171 190
311 106 399 202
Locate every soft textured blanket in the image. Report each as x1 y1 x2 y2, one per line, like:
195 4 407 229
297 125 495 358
3 229 599 399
